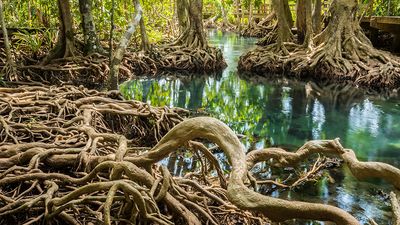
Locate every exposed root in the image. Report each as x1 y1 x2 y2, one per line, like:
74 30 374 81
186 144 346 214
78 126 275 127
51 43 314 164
1 34 226 87
247 139 400 189
241 12 277 39
148 46 226 72
0 86 265 225
239 0 400 92
391 191 400 225
204 19 235 32
1 86 400 224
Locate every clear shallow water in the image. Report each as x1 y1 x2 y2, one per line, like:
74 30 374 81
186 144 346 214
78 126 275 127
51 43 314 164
121 30 400 224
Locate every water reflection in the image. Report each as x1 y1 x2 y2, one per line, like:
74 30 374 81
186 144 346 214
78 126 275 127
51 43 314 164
120 30 400 224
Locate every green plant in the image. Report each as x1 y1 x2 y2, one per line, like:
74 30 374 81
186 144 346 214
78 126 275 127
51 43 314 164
13 30 44 53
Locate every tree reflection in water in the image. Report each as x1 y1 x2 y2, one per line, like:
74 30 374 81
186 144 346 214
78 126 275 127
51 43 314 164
120 30 400 224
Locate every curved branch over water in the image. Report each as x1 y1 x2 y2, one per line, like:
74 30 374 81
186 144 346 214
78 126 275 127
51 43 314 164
1 86 400 224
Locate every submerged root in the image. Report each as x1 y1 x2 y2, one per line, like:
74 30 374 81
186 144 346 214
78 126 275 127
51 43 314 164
1 86 400 224
0 86 266 225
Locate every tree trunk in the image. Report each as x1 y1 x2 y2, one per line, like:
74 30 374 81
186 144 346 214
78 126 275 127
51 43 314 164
236 0 242 30
177 0 188 33
298 0 313 46
42 0 75 64
78 0 104 55
299 0 400 88
187 0 207 48
221 0 229 26
0 0 12 66
248 0 253 27
256 0 292 46
272 0 293 44
283 0 293 28
108 0 142 89
303 0 313 46
175 0 207 48
139 18 150 51
109 0 115 69
312 0 322 34
297 0 307 43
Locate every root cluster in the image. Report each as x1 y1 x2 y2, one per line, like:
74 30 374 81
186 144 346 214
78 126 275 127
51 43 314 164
132 45 227 75
5 49 225 87
1 85 400 224
241 13 277 38
204 20 235 32
239 1 400 92
239 38 400 92
0 86 264 225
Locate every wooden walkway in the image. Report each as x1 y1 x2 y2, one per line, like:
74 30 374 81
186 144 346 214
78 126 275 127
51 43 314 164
362 16 400 33
361 16 400 51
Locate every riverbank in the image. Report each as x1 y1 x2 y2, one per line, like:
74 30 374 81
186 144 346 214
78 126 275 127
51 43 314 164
121 30 400 224
0 35 226 89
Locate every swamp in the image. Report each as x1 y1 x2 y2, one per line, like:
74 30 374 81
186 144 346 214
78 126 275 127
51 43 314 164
1 0 400 224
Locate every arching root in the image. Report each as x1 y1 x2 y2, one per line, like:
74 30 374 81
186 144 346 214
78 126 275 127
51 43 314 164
2 86 400 224
0 86 265 225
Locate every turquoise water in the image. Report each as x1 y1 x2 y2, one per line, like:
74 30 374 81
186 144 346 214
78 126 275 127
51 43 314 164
121 30 400 224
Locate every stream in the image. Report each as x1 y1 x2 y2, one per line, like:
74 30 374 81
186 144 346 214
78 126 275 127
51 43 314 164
120 30 400 224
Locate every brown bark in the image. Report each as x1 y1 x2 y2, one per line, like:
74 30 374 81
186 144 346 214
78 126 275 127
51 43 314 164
313 0 322 33
248 0 253 26
236 0 242 30
272 0 293 44
78 0 104 55
177 0 188 33
108 0 142 89
139 18 150 51
391 192 400 225
297 0 307 43
127 118 360 224
175 0 207 48
54 0 75 57
42 0 75 64
283 0 294 28
303 0 313 46
4 83 400 224
240 0 400 90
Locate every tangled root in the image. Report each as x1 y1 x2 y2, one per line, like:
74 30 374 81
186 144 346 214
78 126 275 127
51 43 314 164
1 36 226 87
6 53 131 89
239 0 400 92
241 13 277 39
132 45 227 75
239 41 400 92
204 20 235 32
0 85 266 225
1 85 400 224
